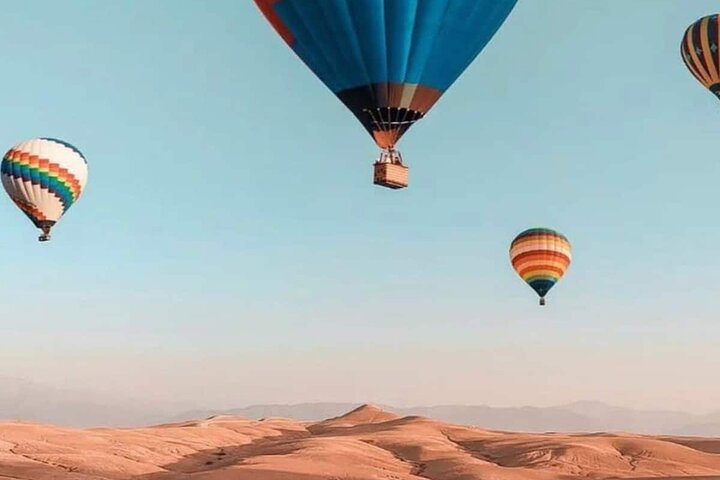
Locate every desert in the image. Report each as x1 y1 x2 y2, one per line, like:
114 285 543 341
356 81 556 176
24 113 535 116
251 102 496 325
0 404 719 480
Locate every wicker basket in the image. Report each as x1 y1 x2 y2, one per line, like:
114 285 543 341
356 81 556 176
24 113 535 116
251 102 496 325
373 162 409 189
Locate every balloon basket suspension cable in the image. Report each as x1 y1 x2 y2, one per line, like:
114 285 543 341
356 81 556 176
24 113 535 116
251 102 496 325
373 147 409 189
38 226 51 242
366 106 409 189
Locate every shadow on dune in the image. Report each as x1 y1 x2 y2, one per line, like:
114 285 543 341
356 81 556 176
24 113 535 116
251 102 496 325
630 478 720 480
132 427 317 480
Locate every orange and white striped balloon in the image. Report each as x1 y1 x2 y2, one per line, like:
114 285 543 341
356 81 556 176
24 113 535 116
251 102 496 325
510 228 572 305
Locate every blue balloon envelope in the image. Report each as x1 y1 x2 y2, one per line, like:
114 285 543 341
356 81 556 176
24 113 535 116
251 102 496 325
255 0 518 150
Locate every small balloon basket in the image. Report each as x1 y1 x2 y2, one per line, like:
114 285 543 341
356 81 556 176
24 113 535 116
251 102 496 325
373 149 408 189
38 223 53 242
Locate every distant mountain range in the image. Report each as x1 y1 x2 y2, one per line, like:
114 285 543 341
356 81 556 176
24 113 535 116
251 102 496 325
0 377 718 435
171 401 720 436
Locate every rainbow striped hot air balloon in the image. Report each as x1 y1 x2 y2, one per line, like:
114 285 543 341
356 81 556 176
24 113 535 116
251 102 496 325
1 138 88 242
681 14 720 101
254 0 518 189
509 228 572 306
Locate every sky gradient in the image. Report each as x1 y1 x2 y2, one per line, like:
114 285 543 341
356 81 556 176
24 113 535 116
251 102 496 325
0 0 718 414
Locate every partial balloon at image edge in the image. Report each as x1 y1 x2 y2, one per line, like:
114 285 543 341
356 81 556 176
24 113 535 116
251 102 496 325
680 13 720 102
253 0 519 189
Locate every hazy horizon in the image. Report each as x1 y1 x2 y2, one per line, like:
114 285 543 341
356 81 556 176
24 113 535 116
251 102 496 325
3 342 717 415
0 0 718 418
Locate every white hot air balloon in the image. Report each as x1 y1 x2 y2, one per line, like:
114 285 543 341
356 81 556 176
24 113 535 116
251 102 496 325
1 137 88 241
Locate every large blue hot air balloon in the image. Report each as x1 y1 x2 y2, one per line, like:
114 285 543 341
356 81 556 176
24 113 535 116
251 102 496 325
255 0 518 188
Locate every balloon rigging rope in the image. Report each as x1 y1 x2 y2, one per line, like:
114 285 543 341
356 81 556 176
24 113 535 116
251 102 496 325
366 107 412 149
366 109 390 147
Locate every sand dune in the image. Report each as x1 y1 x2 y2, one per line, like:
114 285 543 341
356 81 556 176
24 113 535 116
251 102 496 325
0 404 719 479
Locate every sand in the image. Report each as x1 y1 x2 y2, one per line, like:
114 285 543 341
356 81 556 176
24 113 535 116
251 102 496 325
0 404 718 479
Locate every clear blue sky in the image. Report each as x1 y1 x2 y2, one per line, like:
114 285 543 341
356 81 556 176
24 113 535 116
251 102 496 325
0 0 718 413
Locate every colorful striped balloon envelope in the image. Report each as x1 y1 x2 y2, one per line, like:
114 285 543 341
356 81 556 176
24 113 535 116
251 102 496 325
509 228 572 306
681 14 720 101
1 137 88 242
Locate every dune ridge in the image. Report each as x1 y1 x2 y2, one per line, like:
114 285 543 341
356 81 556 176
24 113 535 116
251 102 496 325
0 404 719 479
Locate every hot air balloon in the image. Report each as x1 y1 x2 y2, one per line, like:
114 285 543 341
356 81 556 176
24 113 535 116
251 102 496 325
509 228 571 306
1 138 88 242
681 14 720 100
254 0 518 189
